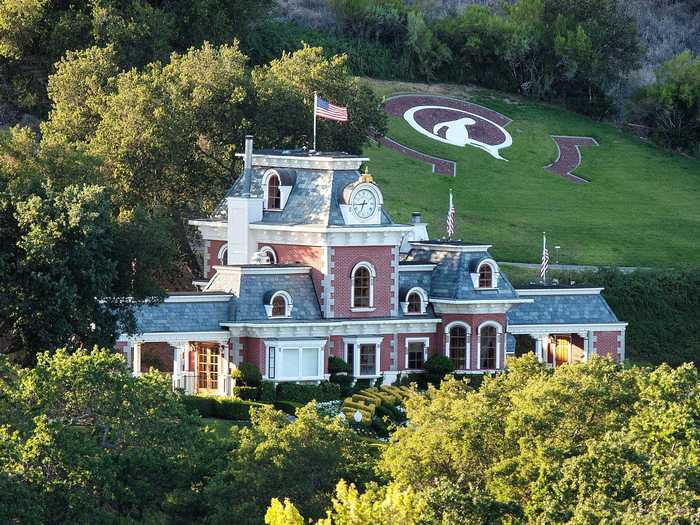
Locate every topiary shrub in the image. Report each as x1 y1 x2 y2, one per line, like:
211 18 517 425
276 381 343 404
232 361 262 387
424 354 455 377
328 356 352 374
273 400 303 416
232 385 259 400
181 395 266 421
259 380 276 402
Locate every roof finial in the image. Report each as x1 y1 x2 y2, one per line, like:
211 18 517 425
359 164 374 184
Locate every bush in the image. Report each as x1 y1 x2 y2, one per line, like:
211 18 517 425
232 386 259 401
233 361 262 387
424 354 455 377
328 356 352 374
182 395 266 421
329 373 353 387
259 380 276 402
273 400 303 416
276 381 343 404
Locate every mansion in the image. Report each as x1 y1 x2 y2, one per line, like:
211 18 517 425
117 137 627 395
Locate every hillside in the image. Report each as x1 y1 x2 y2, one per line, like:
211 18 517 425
363 79 700 267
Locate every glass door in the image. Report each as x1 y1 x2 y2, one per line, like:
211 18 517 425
197 344 220 394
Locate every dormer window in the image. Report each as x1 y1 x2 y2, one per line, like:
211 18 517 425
401 287 428 314
351 262 375 310
478 264 493 288
267 173 281 210
260 246 277 264
265 290 292 318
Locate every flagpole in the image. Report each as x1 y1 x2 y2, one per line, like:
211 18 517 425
313 91 317 152
542 232 547 285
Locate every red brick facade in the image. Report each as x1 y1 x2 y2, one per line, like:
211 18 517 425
260 243 326 308
331 245 395 318
141 342 174 373
397 332 437 370
594 330 621 361
205 240 227 278
436 313 508 370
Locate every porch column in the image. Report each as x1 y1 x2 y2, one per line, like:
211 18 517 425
580 331 591 362
531 334 544 363
133 342 142 376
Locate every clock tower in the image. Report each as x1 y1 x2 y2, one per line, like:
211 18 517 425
339 168 384 225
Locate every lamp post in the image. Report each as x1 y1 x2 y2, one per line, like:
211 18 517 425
555 245 561 265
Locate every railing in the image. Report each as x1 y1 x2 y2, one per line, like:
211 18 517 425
172 372 197 395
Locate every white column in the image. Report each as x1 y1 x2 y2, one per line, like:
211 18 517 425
133 342 142 376
580 332 591 362
532 335 543 363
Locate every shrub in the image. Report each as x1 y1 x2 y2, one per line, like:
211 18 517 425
182 395 266 421
232 386 259 401
259 380 276 402
233 361 262 387
329 373 353 387
353 378 372 390
276 381 343 404
371 416 389 437
328 356 352 374
424 355 455 377
273 400 303 416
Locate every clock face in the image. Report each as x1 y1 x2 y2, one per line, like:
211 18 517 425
352 188 377 219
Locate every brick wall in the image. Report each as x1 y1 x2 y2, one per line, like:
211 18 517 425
261 243 326 309
594 331 621 361
140 342 174 373
436 313 508 370
240 337 266 375
397 332 436 370
331 245 394 318
205 240 227 278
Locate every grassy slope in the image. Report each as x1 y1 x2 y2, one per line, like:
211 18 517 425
362 79 700 267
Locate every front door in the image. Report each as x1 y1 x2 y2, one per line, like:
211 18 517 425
554 336 571 367
197 344 220 394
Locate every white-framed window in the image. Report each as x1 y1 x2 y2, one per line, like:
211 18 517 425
217 243 228 265
264 171 282 210
344 336 382 377
473 259 499 289
351 262 376 311
259 245 277 264
445 321 471 370
265 339 325 381
477 321 503 370
405 337 429 370
265 290 293 318
401 287 428 314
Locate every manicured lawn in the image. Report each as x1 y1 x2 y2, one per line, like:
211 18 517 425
202 417 248 439
362 79 700 267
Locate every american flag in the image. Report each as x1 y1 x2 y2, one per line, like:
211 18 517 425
540 232 549 281
315 96 348 122
446 190 455 238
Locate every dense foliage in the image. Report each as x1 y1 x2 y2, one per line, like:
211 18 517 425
271 355 700 524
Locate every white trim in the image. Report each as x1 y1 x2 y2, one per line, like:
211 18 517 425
405 336 429 369
398 264 436 272
211 265 310 275
515 288 604 296
508 322 628 334
259 245 277 264
217 243 228 265
444 321 471 368
265 339 326 382
235 153 369 171
119 331 230 343
473 258 499 289
351 261 376 309
247 223 412 248
431 297 532 305
163 294 234 303
344 336 382 377
401 287 428 314
265 290 293 319
477 321 503 370
411 241 492 252
262 170 285 211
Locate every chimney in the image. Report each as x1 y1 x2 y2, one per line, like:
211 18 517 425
244 135 253 171
411 212 423 224
400 211 429 253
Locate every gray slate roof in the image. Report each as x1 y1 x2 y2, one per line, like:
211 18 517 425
235 273 322 322
217 168 393 226
134 298 231 333
507 293 620 325
402 248 518 301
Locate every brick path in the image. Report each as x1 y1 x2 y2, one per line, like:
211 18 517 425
545 135 599 183
377 136 456 177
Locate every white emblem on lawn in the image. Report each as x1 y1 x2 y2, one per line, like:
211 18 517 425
403 105 512 160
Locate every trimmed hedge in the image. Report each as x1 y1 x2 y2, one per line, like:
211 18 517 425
273 400 303 416
232 386 259 401
182 395 266 421
276 381 343 404
259 381 276 402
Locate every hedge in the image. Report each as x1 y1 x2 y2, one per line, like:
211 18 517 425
273 400 303 416
232 385 259 401
276 381 343 404
182 395 267 421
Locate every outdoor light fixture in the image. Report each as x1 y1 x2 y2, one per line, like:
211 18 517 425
353 410 363 423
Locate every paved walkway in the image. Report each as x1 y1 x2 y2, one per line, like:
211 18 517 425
500 261 651 273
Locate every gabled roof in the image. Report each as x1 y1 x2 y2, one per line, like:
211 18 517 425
133 299 232 333
507 290 620 325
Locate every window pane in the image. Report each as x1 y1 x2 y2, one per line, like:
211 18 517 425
271 295 286 316
450 326 467 369
347 344 354 374
480 326 497 369
407 293 421 313
407 341 424 369
353 267 370 307
268 347 275 378
359 344 376 376
280 348 300 378
479 265 493 288
301 348 318 377
268 176 281 209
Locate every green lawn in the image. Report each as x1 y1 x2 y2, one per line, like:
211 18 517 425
201 417 248 439
362 79 700 267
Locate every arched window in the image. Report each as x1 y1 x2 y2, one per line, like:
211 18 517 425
449 325 467 370
480 325 498 369
271 295 286 317
407 292 422 313
217 243 228 265
478 263 493 288
351 262 374 309
267 174 281 210
260 246 277 264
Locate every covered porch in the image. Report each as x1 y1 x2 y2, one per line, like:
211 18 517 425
119 331 233 396
511 330 592 367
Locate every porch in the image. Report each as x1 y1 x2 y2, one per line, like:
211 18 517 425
512 332 591 367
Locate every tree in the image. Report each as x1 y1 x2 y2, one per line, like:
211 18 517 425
634 50 700 153
251 44 386 153
0 126 177 362
405 10 451 82
0 348 216 523
201 403 376 525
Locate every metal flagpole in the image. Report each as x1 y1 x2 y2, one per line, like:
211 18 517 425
313 91 317 151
